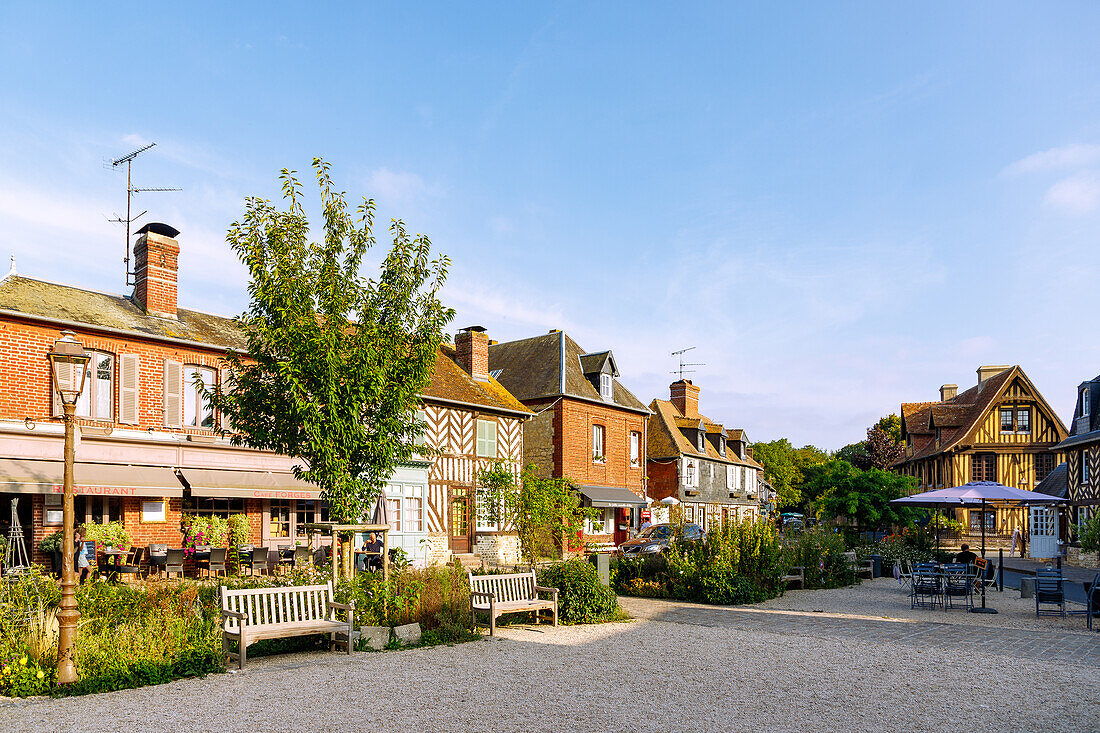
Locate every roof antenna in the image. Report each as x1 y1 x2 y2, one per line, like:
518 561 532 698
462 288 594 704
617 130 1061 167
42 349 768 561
671 347 705 380
108 142 181 287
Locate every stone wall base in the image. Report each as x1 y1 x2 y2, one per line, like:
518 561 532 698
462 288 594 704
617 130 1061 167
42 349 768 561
474 534 520 567
1066 546 1100 568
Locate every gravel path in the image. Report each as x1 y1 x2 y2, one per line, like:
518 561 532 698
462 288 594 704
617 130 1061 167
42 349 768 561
4 581 1098 732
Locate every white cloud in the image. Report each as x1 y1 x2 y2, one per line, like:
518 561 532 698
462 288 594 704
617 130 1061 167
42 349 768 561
1043 171 1100 215
1004 143 1100 176
366 168 428 205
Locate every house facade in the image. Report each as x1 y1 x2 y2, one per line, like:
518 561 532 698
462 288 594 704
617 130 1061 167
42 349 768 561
894 365 1067 542
488 330 650 547
0 225 528 570
1054 373 1100 526
646 380 761 530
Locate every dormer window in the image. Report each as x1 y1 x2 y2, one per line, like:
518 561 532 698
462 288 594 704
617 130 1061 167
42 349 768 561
1084 387 1091 416
600 373 613 401
697 431 705 452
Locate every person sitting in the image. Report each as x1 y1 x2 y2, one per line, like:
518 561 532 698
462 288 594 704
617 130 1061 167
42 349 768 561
360 532 384 572
954 543 978 566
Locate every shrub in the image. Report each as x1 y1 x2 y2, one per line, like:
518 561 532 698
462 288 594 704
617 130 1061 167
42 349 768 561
1078 515 1100 554
537 559 621 624
182 514 230 553
693 564 766 605
782 528 855 589
83 521 131 550
37 530 64 555
1 654 54 698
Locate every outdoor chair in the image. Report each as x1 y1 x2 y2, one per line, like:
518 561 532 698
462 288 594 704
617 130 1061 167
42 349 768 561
939 563 973 612
975 559 999 593
910 565 940 610
292 546 311 569
246 546 269 576
1035 568 1066 618
148 543 167 577
233 545 253 575
201 548 227 578
165 548 185 579
1087 572 1100 632
896 560 913 589
276 545 294 574
117 546 144 583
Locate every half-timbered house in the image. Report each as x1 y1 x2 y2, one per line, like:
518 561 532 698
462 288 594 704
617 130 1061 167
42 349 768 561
895 365 1067 543
1054 373 1100 526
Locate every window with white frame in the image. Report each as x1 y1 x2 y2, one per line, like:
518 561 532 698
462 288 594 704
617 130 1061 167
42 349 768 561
592 424 606 462
404 496 423 532
62 350 114 420
683 457 699 487
600 373 613 401
476 484 498 531
726 465 735 490
697 431 705 452
1083 388 1091 416
184 365 216 428
141 500 166 522
629 431 640 467
44 493 63 525
1000 408 1014 433
386 497 402 532
1016 408 1030 434
585 508 612 534
476 419 498 458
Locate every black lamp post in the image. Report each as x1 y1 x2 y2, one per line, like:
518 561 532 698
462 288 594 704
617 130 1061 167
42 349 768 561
47 330 90 684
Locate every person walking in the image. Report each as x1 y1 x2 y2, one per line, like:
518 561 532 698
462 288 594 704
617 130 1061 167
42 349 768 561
1010 525 1023 557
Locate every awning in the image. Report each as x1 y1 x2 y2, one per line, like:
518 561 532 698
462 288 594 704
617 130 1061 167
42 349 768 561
178 468 320 500
0 458 183 498
579 485 647 509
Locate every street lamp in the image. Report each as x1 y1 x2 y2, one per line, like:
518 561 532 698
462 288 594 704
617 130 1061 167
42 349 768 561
47 330 90 685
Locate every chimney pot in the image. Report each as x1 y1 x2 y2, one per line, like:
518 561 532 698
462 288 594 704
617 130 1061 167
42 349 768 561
939 384 958 402
456 326 489 382
132 224 180 319
670 379 701 418
977 365 1011 385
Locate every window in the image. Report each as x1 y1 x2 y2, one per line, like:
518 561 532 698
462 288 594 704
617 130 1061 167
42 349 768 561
76 496 122 526
44 493 62 525
476 419 497 458
295 501 329 538
386 497 402 532
1000 408 1014 433
184 365 216 428
141 500 166 523
972 453 996 482
726 465 735 490
683 457 698 487
1083 453 1091 486
1083 388 1091 416
741 467 747 489
592 424 605 463
269 500 291 538
585 508 612 535
697 431 705 452
183 497 244 518
62 351 113 419
969 510 996 533
1016 408 1030 434
684 504 695 524
1035 453 1055 483
629 432 640 467
404 496 424 532
600 373 613 401
935 427 942 443
476 484 498 531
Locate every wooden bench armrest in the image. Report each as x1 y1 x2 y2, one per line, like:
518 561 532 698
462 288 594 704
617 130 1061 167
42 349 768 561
220 609 247 621
534 585 558 596
329 601 354 612
470 590 495 601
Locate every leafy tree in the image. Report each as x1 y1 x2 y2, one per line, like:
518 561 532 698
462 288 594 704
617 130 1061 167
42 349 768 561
209 159 453 530
477 463 596 562
835 441 871 470
805 459 918 535
751 439 828 509
837 414 904 471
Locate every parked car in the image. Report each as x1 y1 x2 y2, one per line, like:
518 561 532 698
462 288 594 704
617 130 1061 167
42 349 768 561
617 522 703 556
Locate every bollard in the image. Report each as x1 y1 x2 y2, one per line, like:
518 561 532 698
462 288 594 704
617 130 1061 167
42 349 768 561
998 548 1004 592
1057 555 1062 572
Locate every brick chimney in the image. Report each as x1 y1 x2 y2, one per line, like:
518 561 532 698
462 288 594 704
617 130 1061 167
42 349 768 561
132 223 180 319
455 326 489 382
977 365 1010 385
670 379 700 418
940 384 958 402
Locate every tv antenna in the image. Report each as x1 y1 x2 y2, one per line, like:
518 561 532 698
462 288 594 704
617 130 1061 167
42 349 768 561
671 347 705 380
108 142 181 286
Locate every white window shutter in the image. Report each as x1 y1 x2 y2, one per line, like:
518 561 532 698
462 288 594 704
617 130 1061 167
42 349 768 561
50 361 79 417
163 359 182 427
219 367 233 432
119 354 140 424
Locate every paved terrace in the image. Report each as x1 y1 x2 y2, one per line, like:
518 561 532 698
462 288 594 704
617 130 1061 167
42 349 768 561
4 579 1098 732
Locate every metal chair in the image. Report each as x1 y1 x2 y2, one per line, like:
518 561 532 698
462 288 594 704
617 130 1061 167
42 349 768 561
940 563 973 612
896 560 913 589
975 558 999 593
1035 568 1065 618
164 548 185 579
1087 572 1100 631
292 546 311 569
117 546 144 583
910 564 940 609
147 543 168 578
246 546 269 576
202 548 227 578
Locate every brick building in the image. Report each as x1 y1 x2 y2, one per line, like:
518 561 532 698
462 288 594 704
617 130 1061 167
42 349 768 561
488 330 650 547
646 380 762 529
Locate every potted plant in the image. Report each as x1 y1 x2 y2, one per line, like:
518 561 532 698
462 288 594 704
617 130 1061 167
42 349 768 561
37 530 64 573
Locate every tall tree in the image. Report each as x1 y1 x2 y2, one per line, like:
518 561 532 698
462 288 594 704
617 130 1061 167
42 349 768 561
837 414 904 471
751 439 828 509
805 459 917 534
208 159 454 526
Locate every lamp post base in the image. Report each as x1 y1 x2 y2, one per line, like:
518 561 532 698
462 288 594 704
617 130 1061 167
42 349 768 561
969 607 998 614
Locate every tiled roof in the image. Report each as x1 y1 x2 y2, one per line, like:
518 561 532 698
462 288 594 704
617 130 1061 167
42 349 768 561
647 398 753 466
726 428 745 441
424 345 532 417
488 331 649 413
0 274 247 349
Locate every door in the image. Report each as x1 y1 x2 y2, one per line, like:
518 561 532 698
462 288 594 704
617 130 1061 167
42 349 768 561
449 487 471 554
1029 506 1058 559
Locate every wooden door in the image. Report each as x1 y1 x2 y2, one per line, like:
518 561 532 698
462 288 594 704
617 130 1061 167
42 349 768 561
449 487 471 554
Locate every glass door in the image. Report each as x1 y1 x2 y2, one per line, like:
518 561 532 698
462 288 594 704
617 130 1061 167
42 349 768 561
449 487 471 554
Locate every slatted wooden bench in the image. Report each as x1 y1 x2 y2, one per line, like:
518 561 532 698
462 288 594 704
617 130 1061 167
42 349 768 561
782 566 805 589
468 569 558 635
219 581 354 669
845 551 874 579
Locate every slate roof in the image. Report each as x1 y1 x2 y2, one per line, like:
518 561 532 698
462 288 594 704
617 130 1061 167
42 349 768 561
488 331 649 414
1055 374 1100 450
897 366 1067 465
424 345 531 417
1034 461 1068 499
0 274 247 349
648 398 756 467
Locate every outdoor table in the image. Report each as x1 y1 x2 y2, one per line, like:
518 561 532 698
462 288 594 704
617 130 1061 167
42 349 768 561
355 550 383 572
100 548 125 582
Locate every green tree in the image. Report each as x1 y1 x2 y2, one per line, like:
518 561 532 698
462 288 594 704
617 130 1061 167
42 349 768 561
751 439 827 509
805 459 917 536
209 159 453 529
836 414 904 471
477 463 596 563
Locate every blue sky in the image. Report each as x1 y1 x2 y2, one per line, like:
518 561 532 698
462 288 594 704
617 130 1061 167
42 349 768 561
2 3 1099 449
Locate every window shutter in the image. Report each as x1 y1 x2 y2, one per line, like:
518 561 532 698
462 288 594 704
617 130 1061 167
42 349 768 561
119 354 140 424
50 361 79 417
219 368 233 432
163 359 182 427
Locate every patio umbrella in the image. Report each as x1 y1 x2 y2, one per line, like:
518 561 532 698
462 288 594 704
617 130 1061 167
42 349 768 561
371 495 390 527
891 481 1060 613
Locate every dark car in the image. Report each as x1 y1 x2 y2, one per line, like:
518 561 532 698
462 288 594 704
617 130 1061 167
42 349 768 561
617 522 703 556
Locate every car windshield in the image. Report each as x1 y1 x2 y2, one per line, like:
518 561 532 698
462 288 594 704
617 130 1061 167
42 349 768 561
639 525 671 540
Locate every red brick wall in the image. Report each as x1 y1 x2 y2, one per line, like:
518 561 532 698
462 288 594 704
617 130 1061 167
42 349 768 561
556 398 646 495
132 232 180 318
454 329 489 381
646 460 679 503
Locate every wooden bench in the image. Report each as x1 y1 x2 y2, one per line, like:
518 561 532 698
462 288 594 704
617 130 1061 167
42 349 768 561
468 569 558 635
844 551 874 579
219 581 354 669
782 566 805 589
